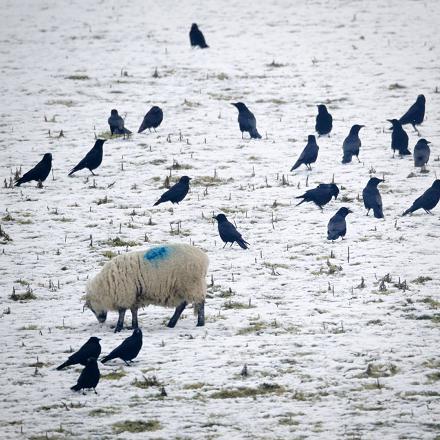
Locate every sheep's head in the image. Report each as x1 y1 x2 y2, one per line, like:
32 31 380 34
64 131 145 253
85 298 107 323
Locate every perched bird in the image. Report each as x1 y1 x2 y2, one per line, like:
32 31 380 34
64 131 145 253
231 102 261 139
387 119 410 156
138 106 163 133
291 135 319 171
214 214 249 249
56 337 101 370
315 104 333 136
101 328 142 365
296 183 339 210
413 138 431 169
108 109 131 136
15 153 52 187
71 357 100 394
154 176 191 206
189 23 209 48
68 139 106 176
342 125 364 163
399 94 425 133
402 180 440 216
327 207 352 241
362 177 384 218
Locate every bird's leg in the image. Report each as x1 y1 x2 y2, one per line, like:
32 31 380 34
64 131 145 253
130 307 139 329
196 301 205 327
167 301 188 328
124 360 131 367
94 389 98 394
357 156 361 163
366 209 370 216
115 308 126 333
82 391 86 395
154 128 157 133
230 242 233 247
241 132 244 139
90 170 96 176
223 242 227 248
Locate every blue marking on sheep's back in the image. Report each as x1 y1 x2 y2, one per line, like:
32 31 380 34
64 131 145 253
143 246 171 265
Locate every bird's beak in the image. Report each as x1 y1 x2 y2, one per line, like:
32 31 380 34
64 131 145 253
426 141 431 144
359 125 365 128
348 209 353 213
231 103 237 107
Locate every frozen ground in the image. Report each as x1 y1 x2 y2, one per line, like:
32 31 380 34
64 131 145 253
1 0 440 438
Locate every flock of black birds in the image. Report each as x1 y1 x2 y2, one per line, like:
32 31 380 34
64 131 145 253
56 329 143 394
8 23 440 394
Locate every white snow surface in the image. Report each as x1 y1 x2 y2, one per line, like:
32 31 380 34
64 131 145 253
1 0 440 438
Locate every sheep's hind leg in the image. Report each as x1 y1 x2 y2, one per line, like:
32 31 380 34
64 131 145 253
196 301 205 327
130 307 139 329
167 301 188 328
115 308 126 332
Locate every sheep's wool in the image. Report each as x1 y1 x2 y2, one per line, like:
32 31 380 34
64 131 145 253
86 244 208 312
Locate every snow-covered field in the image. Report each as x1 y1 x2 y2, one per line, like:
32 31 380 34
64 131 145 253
1 0 440 438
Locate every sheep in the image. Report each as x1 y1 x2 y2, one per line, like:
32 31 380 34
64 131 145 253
85 243 209 332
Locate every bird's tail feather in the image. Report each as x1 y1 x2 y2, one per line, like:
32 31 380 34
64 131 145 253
153 199 162 206
291 160 301 171
71 384 81 391
237 239 249 250
295 198 305 206
402 206 414 216
56 361 69 370
373 207 384 219
342 153 352 164
250 129 262 139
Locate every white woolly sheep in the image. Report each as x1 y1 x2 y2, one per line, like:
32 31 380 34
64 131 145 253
85 243 209 332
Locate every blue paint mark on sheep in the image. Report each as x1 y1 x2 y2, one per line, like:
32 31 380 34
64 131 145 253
144 246 171 266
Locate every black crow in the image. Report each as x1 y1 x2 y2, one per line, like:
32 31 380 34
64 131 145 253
71 357 100 394
291 135 319 171
413 138 430 169
327 207 352 241
68 139 106 176
56 337 101 370
108 109 132 136
138 106 163 133
399 94 425 133
231 102 261 139
154 176 191 206
402 180 440 216
362 177 384 218
315 104 332 136
189 23 209 48
342 125 364 163
15 153 52 187
101 328 142 366
296 183 339 210
387 119 410 156
214 214 249 249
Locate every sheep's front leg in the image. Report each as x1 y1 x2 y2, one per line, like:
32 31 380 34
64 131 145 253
196 301 205 327
167 301 187 328
115 308 126 333
131 307 139 329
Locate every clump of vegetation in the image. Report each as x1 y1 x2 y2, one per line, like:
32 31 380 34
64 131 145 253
0 225 12 242
107 237 138 247
10 286 36 301
112 420 161 433
102 250 117 259
95 195 111 205
132 375 162 389
211 383 285 399
412 276 432 284
101 370 127 380
65 74 90 80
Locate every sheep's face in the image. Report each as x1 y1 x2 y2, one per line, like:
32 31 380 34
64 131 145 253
85 299 107 323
